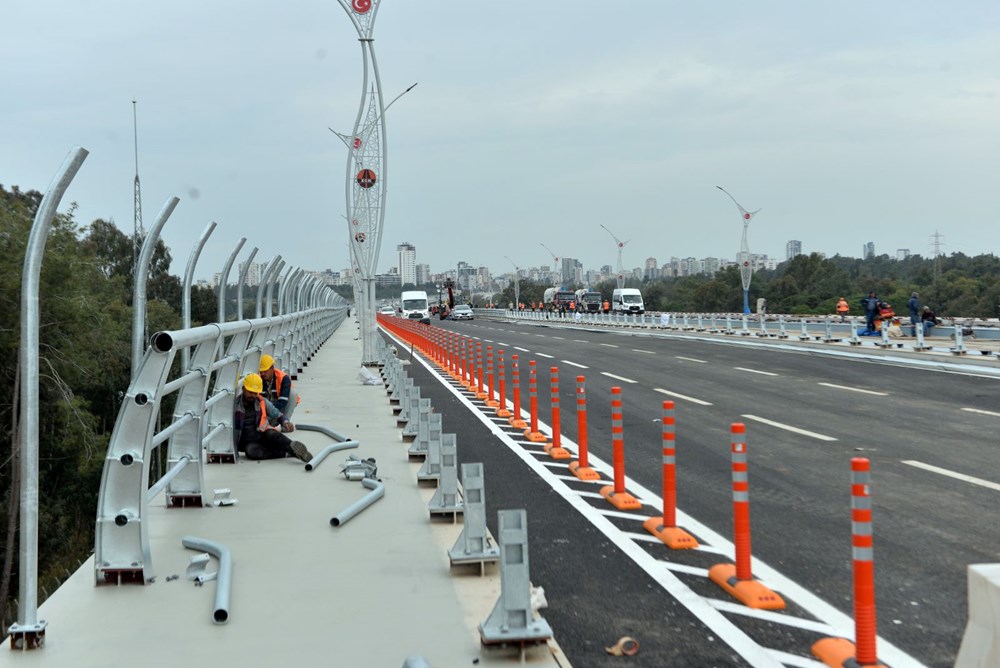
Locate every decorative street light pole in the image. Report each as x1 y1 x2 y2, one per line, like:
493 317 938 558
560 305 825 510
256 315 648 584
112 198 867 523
717 186 761 315
600 224 630 290
504 255 520 308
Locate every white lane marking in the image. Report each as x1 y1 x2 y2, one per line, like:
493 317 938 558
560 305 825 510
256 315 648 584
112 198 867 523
654 388 713 406
573 339 589 343
962 407 1000 418
484 339 494 343
388 328 925 668
765 650 828 668
554 474 608 485
514 346 530 352
661 562 709 577
536 352 554 359
709 600 840 637
552 336 565 340
676 356 707 364
535 334 547 337
741 414 838 442
622 531 663 543
818 382 887 396
575 491 605 500
497 341 509 346
632 348 655 354
562 360 589 369
600 343 619 348
735 366 779 377
902 460 1000 492
602 372 637 384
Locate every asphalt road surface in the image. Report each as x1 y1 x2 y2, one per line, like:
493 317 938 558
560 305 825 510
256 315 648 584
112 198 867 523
385 316 999 668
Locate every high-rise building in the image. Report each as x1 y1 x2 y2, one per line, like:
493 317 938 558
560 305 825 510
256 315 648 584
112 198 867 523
415 263 430 285
396 242 416 286
560 257 581 285
786 240 802 260
238 261 268 287
896 249 911 261
863 242 875 259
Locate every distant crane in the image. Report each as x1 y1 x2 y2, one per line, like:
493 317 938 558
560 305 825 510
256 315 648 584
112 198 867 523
717 186 761 315
540 243 561 285
600 224 630 290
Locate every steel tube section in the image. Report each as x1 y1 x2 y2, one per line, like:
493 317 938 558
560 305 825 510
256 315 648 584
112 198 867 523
329 478 384 528
209 353 241 374
162 367 206 396
204 388 234 411
304 440 360 472
132 196 180 379
146 454 191 501
201 422 226 445
16 146 88 635
181 221 217 370
265 262 287 318
181 536 233 624
152 413 195 448
296 423 352 442
236 246 258 321
218 237 246 324
256 256 282 319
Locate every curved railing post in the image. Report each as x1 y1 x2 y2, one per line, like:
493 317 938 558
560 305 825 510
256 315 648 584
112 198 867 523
12 146 88 649
181 221 217 370
256 256 282 319
236 246 258 321
132 196 180 380
218 238 246 323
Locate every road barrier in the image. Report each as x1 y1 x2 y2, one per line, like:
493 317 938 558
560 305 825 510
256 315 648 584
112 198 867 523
600 387 641 510
485 345 498 408
523 361 548 442
568 376 599 481
643 401 698 549
496 350 511 418
509 355 526 430
475 342 486 399
545 367 570 459
708 423 785 610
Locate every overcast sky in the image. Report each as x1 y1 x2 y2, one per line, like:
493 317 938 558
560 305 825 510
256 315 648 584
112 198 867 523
3 1 998 281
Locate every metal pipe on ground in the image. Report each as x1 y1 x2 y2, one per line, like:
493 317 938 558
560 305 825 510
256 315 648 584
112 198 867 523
330 478 384 527
304 441 360 472
181 536 232 624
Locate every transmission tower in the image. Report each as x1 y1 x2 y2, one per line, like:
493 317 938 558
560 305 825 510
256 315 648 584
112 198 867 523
132 100 145 275
930 230 946 281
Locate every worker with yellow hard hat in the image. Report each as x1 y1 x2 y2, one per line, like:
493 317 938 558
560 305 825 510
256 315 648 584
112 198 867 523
258 354 300 423
234 373 311 463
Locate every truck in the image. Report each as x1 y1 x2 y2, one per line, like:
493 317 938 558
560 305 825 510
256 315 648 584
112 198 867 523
542 287 576 312
574 289 603 313
612 287 645 315
400 290 430 324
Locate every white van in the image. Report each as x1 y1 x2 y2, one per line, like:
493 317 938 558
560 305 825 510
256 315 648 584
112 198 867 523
612 288 645 315
400 290 430 324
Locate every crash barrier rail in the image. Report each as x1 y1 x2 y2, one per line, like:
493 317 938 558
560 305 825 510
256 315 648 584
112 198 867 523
94 306 347 586
376 312 972 665
477 308 1000 353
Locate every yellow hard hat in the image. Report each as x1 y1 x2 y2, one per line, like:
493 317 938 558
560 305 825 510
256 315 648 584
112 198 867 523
258 354 275 372
243 373 263 393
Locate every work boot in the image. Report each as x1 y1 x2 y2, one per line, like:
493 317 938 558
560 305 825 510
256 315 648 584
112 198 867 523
289 441 312 463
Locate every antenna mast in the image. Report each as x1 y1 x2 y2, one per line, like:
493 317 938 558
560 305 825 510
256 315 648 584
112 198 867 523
132 100 145 275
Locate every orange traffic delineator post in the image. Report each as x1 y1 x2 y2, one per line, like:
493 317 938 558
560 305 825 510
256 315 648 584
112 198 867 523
450 334 461 380
475 342 488 400
600 387 641 510
544 367 571 459
708 423 785 610
485 346 499 407
569 375 599 480
812 458 887 668
495 350 511 418
523 360 548 442
509 355 527 430
462 337 472 389
643 401 698 549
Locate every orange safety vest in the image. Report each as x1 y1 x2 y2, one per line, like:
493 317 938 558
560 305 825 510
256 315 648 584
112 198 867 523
266 368 301 407
836 299 849 313
603 300 610 311
251 395 270 432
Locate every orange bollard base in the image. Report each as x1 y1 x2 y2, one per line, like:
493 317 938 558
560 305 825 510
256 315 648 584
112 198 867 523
642 517 699 549
543 444 571 460
523 430 549 443
600 485 642 510
811 637 887 668
708 564 786 610
484 399 499 408
568 461 600 481
495 407 511 418
475 391 488 400
509 417 527 430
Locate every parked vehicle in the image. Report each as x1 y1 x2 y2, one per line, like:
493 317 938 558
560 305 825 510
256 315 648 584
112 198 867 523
574 289 603 313
451 304 474 321
542 287 576 311
612 288 645 314
378 306 395 316
400 290 430 324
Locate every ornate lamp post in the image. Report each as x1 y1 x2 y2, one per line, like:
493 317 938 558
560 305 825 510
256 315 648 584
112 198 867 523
600 224 630 290
717 186 761 315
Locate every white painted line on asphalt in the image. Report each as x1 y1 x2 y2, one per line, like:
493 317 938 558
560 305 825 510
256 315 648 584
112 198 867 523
553 474 608 485
539 461 571 469
621 531 661 543
654 388 713 406
632 348 655 354
709 600 840 637
741 415 838 442
551 336 565 340
676 356 708 363
600 343 619 348
514 346 530 352
602 372 638 384
575 491 605 500
536 352 554 359
535 334 547 337
483 339 494 343
902 460 1000 492
497 341 509 346
562 360 589 369
735 366 779 376
961 407 1000 418
818 382 887 396
693 543 730 557
595 509 649 521
573 339 589 343
765 650 829 668
661 562 710 577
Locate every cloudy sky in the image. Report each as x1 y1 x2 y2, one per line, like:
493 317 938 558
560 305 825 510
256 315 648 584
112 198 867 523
3 1 998 281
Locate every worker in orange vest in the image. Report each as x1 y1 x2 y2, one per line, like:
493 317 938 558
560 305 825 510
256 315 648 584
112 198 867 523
259 354 300 423
835 297 849 321
602 299 610 313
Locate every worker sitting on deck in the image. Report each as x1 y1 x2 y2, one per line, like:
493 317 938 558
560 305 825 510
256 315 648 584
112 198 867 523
235 373 311 462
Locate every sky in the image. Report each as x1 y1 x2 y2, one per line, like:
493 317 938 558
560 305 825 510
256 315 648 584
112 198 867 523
2 1 999 281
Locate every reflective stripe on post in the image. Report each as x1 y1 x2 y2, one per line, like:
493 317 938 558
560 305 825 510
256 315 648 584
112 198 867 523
523 360 547 442
611 387 625 493
510 355 525 427
642 400 698 548
496 350 510 417
852 457 878 666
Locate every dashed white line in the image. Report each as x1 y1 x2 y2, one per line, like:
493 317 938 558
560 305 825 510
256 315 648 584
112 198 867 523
562 360 588 369
741 415 837 442
818 382 887 396
961 407 1000 418
573 339 589 343
676 356 707 364
551 336 565 340
535 334 547 337
595 509 648 522
497 341 509 346
536 352 554 359
575 490 605 500
602 372 638 384
902 460 1000 492
632 349 655 354
599 343 619 348
514 346 530 352
661 562 710 577
654 388 713 406
734 367 779 377
709 600 840 637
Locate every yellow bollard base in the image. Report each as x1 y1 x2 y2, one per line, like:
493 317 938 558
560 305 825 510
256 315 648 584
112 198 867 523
642 517 699 549
708 564 786 610
568 461 600 481
811 637 887 668
600 485 642 510
524 430 549 443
